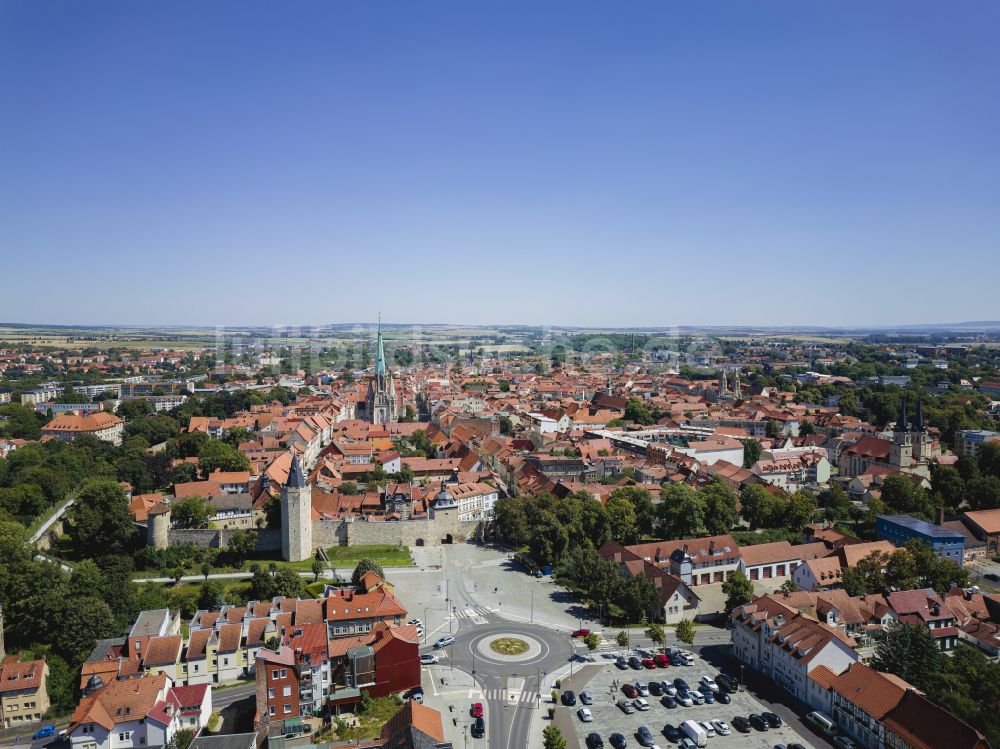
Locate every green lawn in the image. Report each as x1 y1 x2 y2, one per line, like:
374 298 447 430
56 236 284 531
324 544 413 567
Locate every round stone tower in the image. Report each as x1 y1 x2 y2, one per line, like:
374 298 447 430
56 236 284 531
147 504 171 549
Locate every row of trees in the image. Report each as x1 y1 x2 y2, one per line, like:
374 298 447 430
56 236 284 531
841 540 968 596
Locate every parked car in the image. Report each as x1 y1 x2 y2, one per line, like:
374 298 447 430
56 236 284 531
711 719 730 736
762 712 783 728
586 733 605 749
561 691 577 706
673 678 690 692
674 691 694 707
617 698 636 714
787 744 807 749
471 716 484 738
662 724 681 743
471 702 484 718
578 708 593 722
986 573 1000 582
635 681 649 696
699 675 718 692
33 726 56 741
700 689 715 704
731 716 751 733
617 656 629 670
572 628 591 638
406 686 424 703
580 690 594 705
660 681 677 696
610 734 628 749
715 673 738 693
642 658 658 669
629 656 644 669
661 694 678 709
633 698 651 711
749 713 769 731
713 690 730 704
804 711 836 736
687 690 705 705
434 635 455 648
637 726 655 747
649 680 664 696
623 683 639 698
698 720 716 738
679 740 698 749
654 653 670 667
832 738 858 749
420 653 438 665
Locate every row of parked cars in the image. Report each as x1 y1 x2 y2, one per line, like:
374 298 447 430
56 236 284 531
616 647 695 671
584 714 803 748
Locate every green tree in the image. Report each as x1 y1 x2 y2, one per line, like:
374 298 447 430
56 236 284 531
617 574 659 623
311 559 324 582
931 465 966 513
700 480 739 535
742 438 762 469
872 621 941 691
225 529 257 566
675 618 695 646
197 440 251 474
657 483 705 538
979 442 1000 478
605 495 639 544
340 481 359 496
584 632 600 651
70 479 136 556
171 495 213 529
777 579 798 595
841 551 887 596
167 729 196 749
198 580 225 611
69 559 106 600
58 596 118 662
201 561 213 580
271 568 308 598
644 622 665 646
967 476 1000 511
722 571 754 614
358 689 373 714
784 490 817 530
624 397 654 426
740 484 780 529
351 558 385 587
616 631 629 648
542 726 568 749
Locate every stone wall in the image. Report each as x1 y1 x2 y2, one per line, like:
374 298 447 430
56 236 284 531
166 527 282 551
312 505 481 549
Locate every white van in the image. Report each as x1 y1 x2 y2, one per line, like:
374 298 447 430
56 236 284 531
680 719 708 747
805 711 836 735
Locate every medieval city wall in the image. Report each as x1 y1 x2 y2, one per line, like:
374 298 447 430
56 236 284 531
166 527 282 551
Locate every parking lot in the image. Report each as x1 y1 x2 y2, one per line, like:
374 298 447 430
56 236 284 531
559 649 820 749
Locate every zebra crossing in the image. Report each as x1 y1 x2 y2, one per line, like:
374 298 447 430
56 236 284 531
482 687 540 705
452 607 489 625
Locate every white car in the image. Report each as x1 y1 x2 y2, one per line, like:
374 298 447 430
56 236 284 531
698 721 716 738
434 635 455 648
675 692 694 707
699 675 718 692
419 653 439 665
577 708 593 722
633 698 650 711
712 720 731 736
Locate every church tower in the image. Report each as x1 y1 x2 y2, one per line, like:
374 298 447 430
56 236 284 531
281 455 312 562
890 399 913 469
366 318 398 424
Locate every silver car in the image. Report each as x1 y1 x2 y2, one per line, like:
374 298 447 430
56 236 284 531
616 699 635 714
712 719 731 736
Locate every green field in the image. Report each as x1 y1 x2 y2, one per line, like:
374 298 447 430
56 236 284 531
325 544 413 566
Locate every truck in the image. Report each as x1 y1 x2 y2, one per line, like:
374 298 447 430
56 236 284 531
680 719 708 747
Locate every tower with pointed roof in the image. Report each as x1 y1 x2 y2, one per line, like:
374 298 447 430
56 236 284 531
281 454 312 562
366 317 398 425
890 399 913 469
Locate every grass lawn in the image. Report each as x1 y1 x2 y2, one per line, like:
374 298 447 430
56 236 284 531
325 695 405 742
324 544 413 567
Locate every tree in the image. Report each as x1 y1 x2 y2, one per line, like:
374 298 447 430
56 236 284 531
172 495 213 529
171 568 185 585
624 397 654 426
617 574 659 623
881 475 933 519
740 484 780 529
584 632 600 651
841 551 887 596
340 481 359 496
311 559 324 582
979 442 1000 478
225 529 257 566
167 729 196 749
351 558 385 588
358 689 373 714
777 579 798 595
271 568 308 598
57 596 117 662
605 495 639 545
784 491 817 530
872 621 941 691
201 561 213 580
700 480 739 535
722 571 754 614
967 476 1000 511
70 479 136 556
657 483 706 538
932 465 966 513
499 415 513 436
645 622 665 646
765 419 783 439
616 631 629 648
542 726 568 749
742 438 762 469
675 618 695 646
198 580 224 611
69 559 106 599
197 440 251 474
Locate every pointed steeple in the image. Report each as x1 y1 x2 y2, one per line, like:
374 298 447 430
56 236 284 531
913 398 924 433
375 315 387 376
288 454 305 489
897 399 909 432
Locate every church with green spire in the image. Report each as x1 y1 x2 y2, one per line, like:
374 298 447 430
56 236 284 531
365 318 398 424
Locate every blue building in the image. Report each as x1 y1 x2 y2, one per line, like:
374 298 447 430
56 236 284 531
876 514 965 566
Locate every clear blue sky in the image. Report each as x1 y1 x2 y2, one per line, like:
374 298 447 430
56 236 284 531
1 1 998 328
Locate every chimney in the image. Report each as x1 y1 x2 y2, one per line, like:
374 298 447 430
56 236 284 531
936 506 945 526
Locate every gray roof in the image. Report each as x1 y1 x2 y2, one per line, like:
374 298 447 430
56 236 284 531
129 609 170 637
190 734 257 749
878 514 965 540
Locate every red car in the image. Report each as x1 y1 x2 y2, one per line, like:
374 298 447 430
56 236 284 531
653 654 670 668
621 683 638 698
572 628 591 638
471 702 484 718
641 658 657 669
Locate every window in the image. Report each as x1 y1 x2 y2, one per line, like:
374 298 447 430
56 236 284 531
272 669 279 679
283 704 292 715
282 686 291 697
268 688 274 699
268 706 275 716
280 669 287 678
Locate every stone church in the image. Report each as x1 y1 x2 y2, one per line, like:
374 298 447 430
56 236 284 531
364 320 397 425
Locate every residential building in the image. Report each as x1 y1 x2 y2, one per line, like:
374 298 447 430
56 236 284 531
0 656 49 728
738 541 828 582
961 508 1000 556
886 589 960 651
599 541 700 623
954 429 1000 459
41 411 124 446
601 535 741 588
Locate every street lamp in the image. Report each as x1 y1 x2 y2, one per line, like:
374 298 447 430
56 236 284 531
739 664 745 692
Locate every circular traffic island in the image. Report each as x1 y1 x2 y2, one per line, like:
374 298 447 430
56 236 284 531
489 637 529 656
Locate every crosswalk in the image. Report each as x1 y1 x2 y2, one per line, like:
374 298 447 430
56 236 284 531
482 687 540 706
453 607 489 625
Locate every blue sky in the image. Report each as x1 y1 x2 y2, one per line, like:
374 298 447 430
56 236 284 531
1 1 998 328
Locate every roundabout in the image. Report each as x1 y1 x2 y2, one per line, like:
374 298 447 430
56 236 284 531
476 632 543 662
